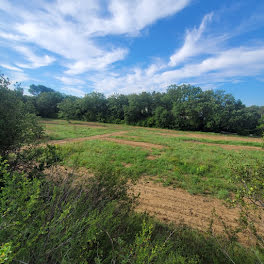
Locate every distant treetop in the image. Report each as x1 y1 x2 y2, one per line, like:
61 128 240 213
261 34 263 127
29 84 55 96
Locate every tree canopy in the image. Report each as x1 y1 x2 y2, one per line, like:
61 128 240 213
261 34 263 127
13 82 264 136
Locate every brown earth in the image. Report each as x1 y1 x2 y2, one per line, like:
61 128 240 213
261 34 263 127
45 131 165 151
122 162 132 168
134 179 264 246
46 131 127 145
44 130 262 151
45 165 264 246
156 133 263 151
146 155 159 160
185 140 263 151
156 132 262 143
102 137 165 150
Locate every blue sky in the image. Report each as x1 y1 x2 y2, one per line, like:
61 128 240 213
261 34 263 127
0 0 264 105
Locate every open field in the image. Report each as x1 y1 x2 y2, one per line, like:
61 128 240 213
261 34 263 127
41 119 264 243
42 118 263 197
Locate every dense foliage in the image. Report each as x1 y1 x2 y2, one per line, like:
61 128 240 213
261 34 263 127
0 75 43 156
57 84 263 135
9 81 263 135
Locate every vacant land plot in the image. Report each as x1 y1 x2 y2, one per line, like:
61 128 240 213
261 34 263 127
42 119 264 241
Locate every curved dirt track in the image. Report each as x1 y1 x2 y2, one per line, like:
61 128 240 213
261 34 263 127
156 133 263 151
185 140 263 151
134 179 264 246
46 131 165 150
46 131 127 145
157 132 262 143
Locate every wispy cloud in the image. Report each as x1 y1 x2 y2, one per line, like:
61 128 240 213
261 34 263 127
169 13 214 67
0 0 263 98
61 86 86 97
56 76 85 86
91 12 264 95
0 64 23 72
14 46 55 69
0 0 190 77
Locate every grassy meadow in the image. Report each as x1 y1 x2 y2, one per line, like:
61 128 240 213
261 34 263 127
42 119 264 199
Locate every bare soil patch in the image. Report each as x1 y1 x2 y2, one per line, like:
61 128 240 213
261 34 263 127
146 155 159 160
134 179 264 246
44 165 263 246
157 132 262 143
46 131 128 145
122 162 132 168
45 131 165 151
103 137 165 150
186 140 263 151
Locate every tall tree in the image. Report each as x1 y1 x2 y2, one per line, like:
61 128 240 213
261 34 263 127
29 84 55 96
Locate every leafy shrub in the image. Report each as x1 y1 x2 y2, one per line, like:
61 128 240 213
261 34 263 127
0 75 43 156
0 159 135 263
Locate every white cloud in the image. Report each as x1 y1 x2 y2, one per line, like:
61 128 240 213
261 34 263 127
56 76 85 85
91 45 264 95
169 13 214 66
15 46 55 69
65 48 128 75
0 64 23 72
9 71 29 83
0 0 190 76
61 86 85 97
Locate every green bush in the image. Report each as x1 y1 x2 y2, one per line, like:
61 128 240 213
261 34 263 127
0 75 43 156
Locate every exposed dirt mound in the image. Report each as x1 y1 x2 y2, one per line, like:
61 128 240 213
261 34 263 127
134 179 264 246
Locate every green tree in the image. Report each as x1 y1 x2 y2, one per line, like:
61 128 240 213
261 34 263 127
35 92 64 118
80 92 107 122
0 75 43 156
28 84 55 96
58 96 81 121
107 94 128 123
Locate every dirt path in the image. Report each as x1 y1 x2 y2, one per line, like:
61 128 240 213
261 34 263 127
134 179 264 246
45 131 262 151
46 131 165 150
157 132 262 143
156 133 263 151
46 131 126 145
102 137 165 150
186 140 263 151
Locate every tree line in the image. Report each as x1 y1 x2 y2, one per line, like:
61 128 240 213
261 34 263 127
23 83 264 135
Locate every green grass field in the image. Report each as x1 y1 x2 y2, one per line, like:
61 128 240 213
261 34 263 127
42 119 264 199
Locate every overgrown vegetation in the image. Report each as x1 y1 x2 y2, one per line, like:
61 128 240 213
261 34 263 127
0 75 43 157
1 156 262 264
23 82 264 135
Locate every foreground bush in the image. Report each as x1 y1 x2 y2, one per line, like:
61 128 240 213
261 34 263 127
0 153 261 264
